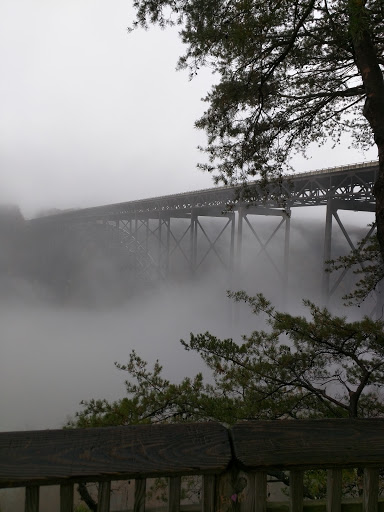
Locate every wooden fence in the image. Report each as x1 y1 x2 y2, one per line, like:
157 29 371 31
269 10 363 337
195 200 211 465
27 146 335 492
1 419 384 512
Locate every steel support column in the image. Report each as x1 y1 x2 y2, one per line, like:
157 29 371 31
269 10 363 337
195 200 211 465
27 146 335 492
165 216 171 277
134 214 139 273
283 210 291 307
190 210 198 274
236 208 244 288
158 214 162 278
229 213 235 286
322 198 333 303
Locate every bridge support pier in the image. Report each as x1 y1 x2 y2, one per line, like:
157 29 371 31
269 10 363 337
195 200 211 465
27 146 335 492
322 198 333 304
234 206 291 309
283 210 291 308
322 199 376 308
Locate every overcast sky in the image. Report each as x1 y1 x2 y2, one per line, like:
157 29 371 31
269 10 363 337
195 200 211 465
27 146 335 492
0 0 378 218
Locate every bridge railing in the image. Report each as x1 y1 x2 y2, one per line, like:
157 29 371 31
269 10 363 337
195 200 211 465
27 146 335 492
1 419 384 512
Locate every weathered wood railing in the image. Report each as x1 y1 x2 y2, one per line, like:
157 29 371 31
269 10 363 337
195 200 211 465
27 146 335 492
1 419 384 512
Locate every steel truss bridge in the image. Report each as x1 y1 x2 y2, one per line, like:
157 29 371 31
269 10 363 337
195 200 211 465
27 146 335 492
30 160 378 306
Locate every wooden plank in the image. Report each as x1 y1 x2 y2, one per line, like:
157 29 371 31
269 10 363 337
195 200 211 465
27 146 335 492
231 420 384 470
254 471 267 512
327 469 342 512
25 485 39 512
202 475 216 512
168 476 181 512
98 480 111 512
289 470 303 512
0 422 231 487
363 468 379 512
213 468 254 512
134 477 146 512
215 470 233 512
60 482 74 512
233 470 251 512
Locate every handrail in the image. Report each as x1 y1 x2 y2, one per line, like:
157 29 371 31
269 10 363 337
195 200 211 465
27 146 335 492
1 419 383 512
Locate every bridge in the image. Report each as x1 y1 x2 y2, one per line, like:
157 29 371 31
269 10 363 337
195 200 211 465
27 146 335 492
29 160 378 306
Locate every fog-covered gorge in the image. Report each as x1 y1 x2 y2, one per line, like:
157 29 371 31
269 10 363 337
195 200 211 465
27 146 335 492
0 206 375 431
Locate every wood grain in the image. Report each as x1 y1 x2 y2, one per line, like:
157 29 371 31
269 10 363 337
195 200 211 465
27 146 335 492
168 476 181 512
254 471 267 512
363 468 379 512
0 422 230 487
98 480 111 512
134 478 146 512
289 470 303 512
60 482 74 512
327 468 342 512
231 419 384 469
202 474 216 512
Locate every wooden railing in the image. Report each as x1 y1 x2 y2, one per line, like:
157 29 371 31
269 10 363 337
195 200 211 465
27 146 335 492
1 419 384 512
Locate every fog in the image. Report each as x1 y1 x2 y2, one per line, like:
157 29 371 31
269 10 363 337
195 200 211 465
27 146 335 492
0 0 378 220
0 204 375 432
0 0 379 433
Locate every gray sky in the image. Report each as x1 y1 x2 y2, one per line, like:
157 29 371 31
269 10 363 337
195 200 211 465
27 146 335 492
0 0 378 219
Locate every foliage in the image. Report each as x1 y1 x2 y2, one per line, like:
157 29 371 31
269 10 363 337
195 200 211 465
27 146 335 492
70 291 384 430
327 229 384 306
129 0 383 185
282 468 368 499
74 504 91 512
70 291 384 503
129 0 384 264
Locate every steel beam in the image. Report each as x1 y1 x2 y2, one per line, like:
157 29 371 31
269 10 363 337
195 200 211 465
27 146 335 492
322 198 333 303
28 161 379 303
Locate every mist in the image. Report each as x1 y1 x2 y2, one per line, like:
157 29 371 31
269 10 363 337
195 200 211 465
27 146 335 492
0 202 375 432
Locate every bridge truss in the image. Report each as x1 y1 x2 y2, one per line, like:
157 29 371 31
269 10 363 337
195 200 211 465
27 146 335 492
30 160 378 309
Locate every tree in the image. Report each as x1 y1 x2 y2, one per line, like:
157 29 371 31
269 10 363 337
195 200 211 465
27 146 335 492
327 230 384 305
71 291 384 428
129 0 384 260
70 290 384 502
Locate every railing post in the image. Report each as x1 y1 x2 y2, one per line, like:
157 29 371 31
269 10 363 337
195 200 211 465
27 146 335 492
214 468 258 512
254 471 267 512
203 475 216 512
60 483 74 512
98 481 111 512
134 478 146 512
289 470 303 512
327 469 342 512
215 470 232 512
25 486 39 512
363 468 379 512
168 476 181 512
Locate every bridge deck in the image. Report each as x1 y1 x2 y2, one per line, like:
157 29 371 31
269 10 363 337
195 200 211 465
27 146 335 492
30 160 378 224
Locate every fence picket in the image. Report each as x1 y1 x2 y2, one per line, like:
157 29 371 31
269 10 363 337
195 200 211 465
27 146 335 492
363 468 379 512
202 475 216 512
98 481 111 512
168 476 181 512
327 468 342 512
60 482 74 512
254 471 267 512
289 470 303 512
134 477 146 512
25 485 39 512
